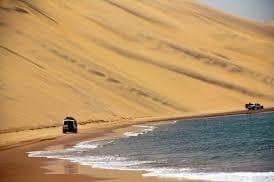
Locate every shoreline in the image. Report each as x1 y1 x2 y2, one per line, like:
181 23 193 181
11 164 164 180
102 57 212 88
1 107 273 150
1 108 273 182
0 120 192 182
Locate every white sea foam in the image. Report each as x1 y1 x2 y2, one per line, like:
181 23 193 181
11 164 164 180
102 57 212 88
28 150 55 158
73 139 114 150
123 125 156 137
28 148 274 182
27 148 74 158
28 150 153 170
74 141 100 149
81 156 153 170
28 140 113 158
143 170 274 182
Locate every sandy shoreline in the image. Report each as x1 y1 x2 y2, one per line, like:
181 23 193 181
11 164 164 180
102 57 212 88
1 0 273 181
2 107 274 149
0 121 194 182
1 108 273 182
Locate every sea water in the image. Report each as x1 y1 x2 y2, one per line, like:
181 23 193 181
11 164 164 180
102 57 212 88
29 112 274 182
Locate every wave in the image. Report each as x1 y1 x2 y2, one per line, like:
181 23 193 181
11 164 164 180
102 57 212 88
28 149 153 170
27 149 75 159
28 146 274 182
123 125 156 137
143 169 274 182
29 147 274 182
28 139 114 158
73 155 153 170
73 140 113 149
74 141 100 149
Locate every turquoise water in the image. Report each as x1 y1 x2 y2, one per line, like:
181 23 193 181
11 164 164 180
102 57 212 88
29 111 274 181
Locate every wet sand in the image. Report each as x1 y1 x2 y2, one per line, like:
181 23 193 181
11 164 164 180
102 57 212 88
0 124 196 182
1 108 273 182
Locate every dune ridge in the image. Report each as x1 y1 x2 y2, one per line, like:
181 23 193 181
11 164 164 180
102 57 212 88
0 0 273 135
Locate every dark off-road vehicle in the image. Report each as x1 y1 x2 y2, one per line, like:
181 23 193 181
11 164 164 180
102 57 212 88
63 116 78 133
245 103 264 110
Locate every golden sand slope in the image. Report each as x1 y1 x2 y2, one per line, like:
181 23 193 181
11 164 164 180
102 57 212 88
0 0 273 132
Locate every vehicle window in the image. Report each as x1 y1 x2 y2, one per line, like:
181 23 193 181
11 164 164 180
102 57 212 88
64 121 72 125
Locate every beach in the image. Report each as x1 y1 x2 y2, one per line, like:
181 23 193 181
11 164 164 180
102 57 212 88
0 117 198 182
1 108 273 182
1 0 273 181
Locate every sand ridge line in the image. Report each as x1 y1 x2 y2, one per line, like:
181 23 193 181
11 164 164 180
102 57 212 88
93 38 273 100
159 39 274 85
0 45 45 70
103 0 170 27
17 0 57 23
45 43 188 112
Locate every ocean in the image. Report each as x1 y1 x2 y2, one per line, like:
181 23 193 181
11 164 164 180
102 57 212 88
28 111 274 182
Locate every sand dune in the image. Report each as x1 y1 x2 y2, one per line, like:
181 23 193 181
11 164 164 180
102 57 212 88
0 0 273 135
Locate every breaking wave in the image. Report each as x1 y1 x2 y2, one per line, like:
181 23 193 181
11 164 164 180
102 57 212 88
143 169 274 182
123 125 156 137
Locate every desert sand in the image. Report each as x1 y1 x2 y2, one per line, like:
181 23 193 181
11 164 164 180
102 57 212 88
1 0 273 143
0 0 273 181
